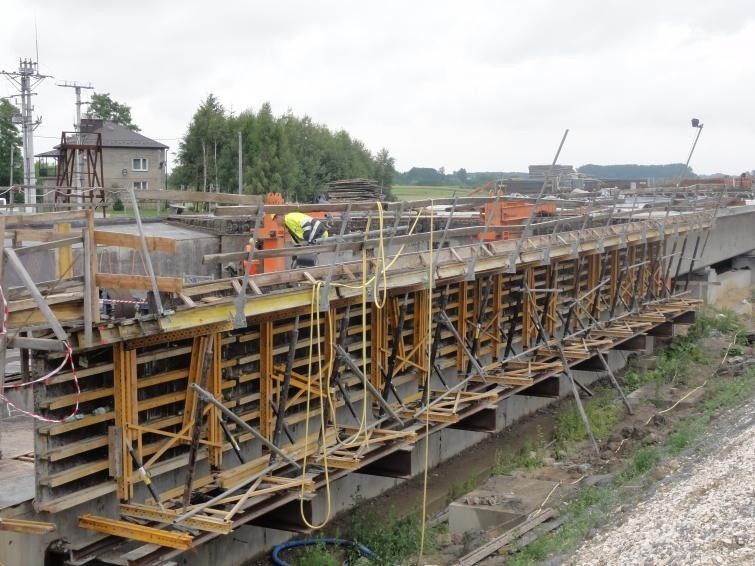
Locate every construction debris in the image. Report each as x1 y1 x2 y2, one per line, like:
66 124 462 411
321 178 384 201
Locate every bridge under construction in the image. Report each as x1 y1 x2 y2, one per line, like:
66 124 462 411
1 185 749 565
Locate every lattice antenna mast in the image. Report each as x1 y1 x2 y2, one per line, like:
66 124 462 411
57 81 94 197
1 58 51 206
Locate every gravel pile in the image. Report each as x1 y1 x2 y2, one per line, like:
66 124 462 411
572 400 755 565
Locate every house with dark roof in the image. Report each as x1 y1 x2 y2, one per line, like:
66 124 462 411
37 118 168 191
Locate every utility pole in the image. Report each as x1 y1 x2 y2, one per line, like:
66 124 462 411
238 131 242 194
57 81 93 205
1 58 51 208
214 140 219 192
201 139 207 192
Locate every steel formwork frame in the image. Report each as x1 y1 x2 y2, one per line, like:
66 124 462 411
0 196 710 563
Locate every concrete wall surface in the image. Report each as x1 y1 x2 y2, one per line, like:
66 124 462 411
671 205 755 276
706 268 752 305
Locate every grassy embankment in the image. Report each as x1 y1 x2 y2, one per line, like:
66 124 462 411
506 309 753 565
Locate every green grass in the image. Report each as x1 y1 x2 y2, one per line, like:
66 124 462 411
618 447 661 482
621 313 725 392
621 309 747 393
507 486 615 566
508 346 755 565
688 308 746 339
553 391 623 449
667 418 708 455
107 205 163 218
492 438 546 475
450 477 479 500
391 185 475 200
346 500 439 565
296 540 340 566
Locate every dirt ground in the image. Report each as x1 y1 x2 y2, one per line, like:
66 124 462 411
419 304 755 565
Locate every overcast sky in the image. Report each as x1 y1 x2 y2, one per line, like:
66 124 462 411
2 0 753 175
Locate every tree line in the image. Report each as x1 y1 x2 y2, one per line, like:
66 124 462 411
577 163 695 181
0 99 23 187
170 95 396 201
395 167 526 187
395 164 705 187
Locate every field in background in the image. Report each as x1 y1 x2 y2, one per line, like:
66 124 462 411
107 204 163 218
391 185 477 200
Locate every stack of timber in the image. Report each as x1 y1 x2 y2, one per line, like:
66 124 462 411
322 178 384 202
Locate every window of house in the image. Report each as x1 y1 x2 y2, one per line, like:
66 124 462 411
132 158 148 171
133 181 148 190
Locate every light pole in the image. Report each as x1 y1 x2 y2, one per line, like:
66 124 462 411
676 118 704 189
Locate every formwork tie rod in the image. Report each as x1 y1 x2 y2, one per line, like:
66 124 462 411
190 384 301 470
334 344 404 426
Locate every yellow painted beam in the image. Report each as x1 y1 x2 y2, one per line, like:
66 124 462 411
78 514 193 550
55 223 73 279
158 288 317 332
120 504 231 535
0 517 56 535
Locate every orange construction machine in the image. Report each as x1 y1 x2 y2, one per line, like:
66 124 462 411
471 183 556 241
243 193 287 275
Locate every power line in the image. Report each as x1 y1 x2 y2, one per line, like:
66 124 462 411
0 58 51 205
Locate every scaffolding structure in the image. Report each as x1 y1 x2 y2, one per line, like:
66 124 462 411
0 191 714 563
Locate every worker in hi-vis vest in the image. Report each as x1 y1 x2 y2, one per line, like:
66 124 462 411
273 212 329 245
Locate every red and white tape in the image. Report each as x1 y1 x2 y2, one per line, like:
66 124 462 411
0 285 81 423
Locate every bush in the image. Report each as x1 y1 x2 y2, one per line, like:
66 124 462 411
619 447 660 481
687 309 745 341
554 391 622 447
450 477 478 500
112 195 125 211
621 328 708 392
297 540 340 566
347 499 432 565
492 438 545 475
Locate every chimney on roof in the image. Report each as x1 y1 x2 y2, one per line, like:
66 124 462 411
80 118 103 132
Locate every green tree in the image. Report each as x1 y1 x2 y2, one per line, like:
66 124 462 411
0 99 23 186
88 92 140 131
172 94 229 191
170 96 392 201
374 147 396 191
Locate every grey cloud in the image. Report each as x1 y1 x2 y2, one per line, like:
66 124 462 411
2 0 754 174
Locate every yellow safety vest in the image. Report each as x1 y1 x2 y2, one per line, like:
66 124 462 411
283 212 328 244
283 212 311 242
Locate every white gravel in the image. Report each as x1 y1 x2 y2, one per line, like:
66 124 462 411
572 399 755 566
